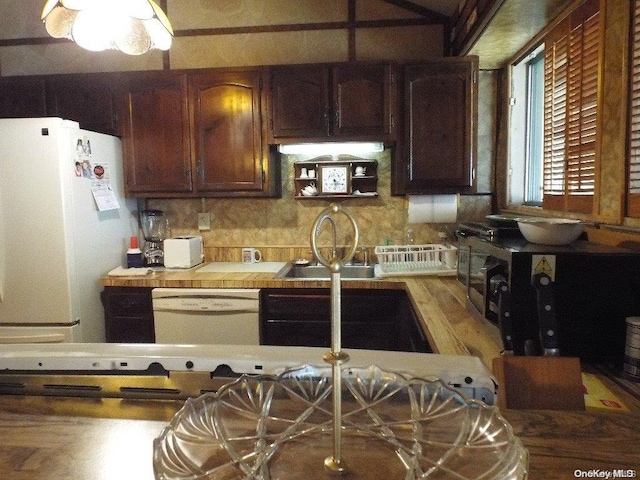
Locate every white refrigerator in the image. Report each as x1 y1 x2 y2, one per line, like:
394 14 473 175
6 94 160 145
0 118 137 343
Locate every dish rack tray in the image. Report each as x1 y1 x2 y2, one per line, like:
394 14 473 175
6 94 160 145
374 244 457 277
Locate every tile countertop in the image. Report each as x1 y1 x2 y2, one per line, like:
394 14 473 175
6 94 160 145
101 263 503 366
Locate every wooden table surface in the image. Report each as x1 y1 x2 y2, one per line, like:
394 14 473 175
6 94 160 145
0 372 638 480
95 269 640 478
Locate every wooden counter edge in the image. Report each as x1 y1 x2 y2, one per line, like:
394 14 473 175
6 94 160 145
102 272 502 363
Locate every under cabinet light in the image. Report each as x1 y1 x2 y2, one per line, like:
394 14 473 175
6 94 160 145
277 142 384 156
41 0 173 55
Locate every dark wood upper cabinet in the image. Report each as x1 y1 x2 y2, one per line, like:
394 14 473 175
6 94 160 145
332 64 394 138
270 65 329 138
117 68 278 198
190 70 268 194
0 77 47 118
119 73 192 196
395 57 478 194
46 75 117 135
0 75 116 135
269 63 396 142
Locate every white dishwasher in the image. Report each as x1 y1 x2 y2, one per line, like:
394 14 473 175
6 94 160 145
152 288 260 345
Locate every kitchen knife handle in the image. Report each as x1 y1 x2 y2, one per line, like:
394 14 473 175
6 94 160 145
496 280 514 355
532 272 560 356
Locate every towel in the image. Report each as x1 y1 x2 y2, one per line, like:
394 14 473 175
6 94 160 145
108 266 151 276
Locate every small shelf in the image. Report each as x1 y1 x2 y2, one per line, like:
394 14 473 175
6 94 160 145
294 157 378 199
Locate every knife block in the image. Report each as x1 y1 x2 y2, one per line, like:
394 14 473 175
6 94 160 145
492 356 585 410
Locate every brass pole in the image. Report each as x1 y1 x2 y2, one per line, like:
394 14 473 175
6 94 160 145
310 204 359 475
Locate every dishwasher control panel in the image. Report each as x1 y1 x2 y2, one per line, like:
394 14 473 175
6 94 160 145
152 288 260 312
151 288 261 345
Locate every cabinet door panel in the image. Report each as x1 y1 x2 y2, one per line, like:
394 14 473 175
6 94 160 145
333 64 392 137
263 321 329 347
46 76 116 135
102 287 154 343
121 74 192 195
409 74 467 184
270 66 329 138
191 71 265 192
260 289 406 350
0 77 47 118
400 57 478 193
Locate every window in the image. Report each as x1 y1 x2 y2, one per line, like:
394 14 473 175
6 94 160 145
525 51 545 204
509 46 545 206
509 0 600 214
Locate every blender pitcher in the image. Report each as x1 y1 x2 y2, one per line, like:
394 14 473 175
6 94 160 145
139 210 169 266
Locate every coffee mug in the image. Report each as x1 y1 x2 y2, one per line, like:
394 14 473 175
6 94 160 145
308 169 315 178
242 247 262 263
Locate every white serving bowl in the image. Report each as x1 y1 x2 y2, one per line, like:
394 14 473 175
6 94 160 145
516 218 584 245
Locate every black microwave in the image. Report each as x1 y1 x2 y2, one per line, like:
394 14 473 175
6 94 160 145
460 236 640 363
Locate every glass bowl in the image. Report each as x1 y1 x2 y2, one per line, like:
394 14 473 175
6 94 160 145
153 365 528 479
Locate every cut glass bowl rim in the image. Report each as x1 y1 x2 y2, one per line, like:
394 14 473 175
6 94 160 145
153 364 528 480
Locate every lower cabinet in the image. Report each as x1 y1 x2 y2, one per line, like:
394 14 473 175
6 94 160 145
101 286 430 351
102 287 154 343
260 288 431 353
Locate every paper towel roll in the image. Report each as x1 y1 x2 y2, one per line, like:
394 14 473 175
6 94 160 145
407 194 458 223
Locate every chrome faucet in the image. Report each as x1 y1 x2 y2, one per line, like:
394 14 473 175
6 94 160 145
359 246 370 266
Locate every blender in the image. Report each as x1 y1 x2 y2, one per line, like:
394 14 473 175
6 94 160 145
139 210 169 267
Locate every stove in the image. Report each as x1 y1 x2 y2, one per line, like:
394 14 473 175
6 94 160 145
0 344 497 405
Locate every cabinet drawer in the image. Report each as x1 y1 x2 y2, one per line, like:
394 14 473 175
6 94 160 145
263 289 397 321
265 291 330 316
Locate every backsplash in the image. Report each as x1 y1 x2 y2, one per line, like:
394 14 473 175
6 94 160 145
148 149 491 262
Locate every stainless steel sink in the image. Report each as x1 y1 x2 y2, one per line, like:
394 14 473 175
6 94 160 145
277 264 376 280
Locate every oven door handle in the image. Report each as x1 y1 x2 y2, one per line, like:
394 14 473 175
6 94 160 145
483 263 507 323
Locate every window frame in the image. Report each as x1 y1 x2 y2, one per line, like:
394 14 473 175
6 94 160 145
524 49 545 206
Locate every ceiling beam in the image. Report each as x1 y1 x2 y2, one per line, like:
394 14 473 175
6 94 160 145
379 0 450 23
174 17 441 38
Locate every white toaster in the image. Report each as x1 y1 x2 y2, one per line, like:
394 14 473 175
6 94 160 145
163 236 204 268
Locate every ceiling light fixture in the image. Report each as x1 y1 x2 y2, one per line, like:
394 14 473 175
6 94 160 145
41 0 173 55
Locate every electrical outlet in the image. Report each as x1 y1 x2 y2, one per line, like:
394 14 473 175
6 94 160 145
197 212 211 231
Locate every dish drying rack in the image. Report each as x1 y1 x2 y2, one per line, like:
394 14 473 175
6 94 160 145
374 244 457 277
